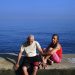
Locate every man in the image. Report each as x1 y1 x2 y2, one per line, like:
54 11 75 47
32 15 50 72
15 35 43 75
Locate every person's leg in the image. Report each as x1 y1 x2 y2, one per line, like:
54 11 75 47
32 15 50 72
41 56 50 68
51 53 61 63
32 66 38 75
22 66 29 75
43 55 51 64
32 61 39 75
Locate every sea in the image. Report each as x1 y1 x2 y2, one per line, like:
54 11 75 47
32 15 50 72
0 19 75 54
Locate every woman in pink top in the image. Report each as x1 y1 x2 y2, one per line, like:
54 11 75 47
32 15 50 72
42 34 62 67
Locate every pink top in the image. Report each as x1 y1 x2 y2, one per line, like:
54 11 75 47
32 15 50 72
56 47 62 59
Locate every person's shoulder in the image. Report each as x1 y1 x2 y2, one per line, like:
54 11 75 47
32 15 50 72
34 41 41 46
57 43 62 48
34 40 38 43
22 42 28 47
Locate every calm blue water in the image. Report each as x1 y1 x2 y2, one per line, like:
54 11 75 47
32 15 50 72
0 19 75 54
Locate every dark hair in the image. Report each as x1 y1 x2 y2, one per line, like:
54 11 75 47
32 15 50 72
52 34 59 41
47 34 59 49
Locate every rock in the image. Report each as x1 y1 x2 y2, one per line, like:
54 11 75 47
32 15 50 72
0 53 75 75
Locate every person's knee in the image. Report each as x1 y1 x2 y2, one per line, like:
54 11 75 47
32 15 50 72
33 66 38 71
22 66 27 71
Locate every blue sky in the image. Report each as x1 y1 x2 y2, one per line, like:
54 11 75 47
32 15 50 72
0 0 75 20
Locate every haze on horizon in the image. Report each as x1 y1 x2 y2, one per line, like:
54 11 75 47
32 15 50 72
0 0 75 20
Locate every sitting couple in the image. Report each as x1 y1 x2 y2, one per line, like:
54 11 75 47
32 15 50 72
15 34 62 75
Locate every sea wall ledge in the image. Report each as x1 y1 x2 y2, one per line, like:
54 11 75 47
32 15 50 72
0 53 75 75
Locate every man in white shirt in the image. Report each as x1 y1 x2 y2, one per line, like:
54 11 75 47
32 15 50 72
15 35 43 75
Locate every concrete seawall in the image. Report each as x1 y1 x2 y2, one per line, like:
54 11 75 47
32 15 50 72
0 53 75 75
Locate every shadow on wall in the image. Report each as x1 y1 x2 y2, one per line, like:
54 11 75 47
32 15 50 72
0 53 18 65
0 53 22 75
0 53 33 75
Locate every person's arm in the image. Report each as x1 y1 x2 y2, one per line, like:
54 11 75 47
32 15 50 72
36 41 44 55
43 44 61 56
16 51 22 64
15 45 24 70
48 44 61 55
37 47 44 55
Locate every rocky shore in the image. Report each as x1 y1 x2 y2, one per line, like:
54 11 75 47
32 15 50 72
0 53 75 75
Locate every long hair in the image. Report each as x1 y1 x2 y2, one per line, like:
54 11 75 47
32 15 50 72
47 34 59 49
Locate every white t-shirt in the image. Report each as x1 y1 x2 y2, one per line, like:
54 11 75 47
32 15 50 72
21 41 41 57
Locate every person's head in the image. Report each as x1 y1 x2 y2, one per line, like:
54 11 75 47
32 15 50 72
27 35 35 44
52 34 59 44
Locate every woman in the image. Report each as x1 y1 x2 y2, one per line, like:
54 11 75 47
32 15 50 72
43 34 62 66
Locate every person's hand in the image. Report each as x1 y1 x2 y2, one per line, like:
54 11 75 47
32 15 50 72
42 53 46 56
43 48 46 52
14 63 19 70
